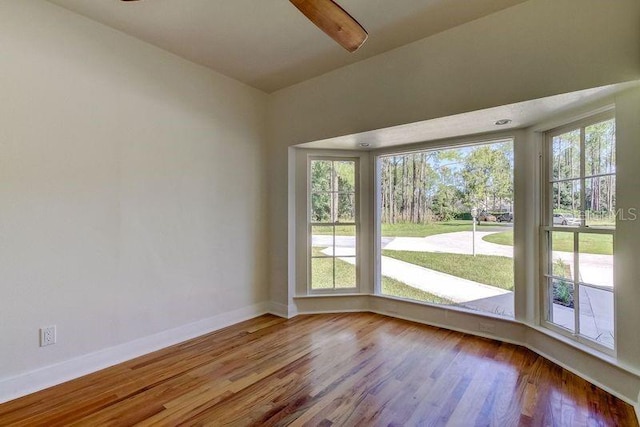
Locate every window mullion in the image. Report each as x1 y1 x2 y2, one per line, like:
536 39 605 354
332 217 336 290
546 232 554 324
574 127 586 336
580 127 586 226
331 161 337 289
573 230 580 336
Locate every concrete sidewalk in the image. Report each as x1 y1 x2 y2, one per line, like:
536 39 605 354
321 246 514 317
381 256 514 317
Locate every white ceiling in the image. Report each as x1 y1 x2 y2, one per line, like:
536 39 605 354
47 0 527 93
298 82 640 150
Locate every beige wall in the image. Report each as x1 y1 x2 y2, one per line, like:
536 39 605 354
0 0 268 383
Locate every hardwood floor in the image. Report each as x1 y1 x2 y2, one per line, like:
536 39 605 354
0 313 636 426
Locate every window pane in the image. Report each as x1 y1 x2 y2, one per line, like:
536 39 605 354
311 257 334 290
378 140 514 317
335 161 355 193
545 116 616 352
334 225 356 257
311 193 331 222
578 234 613 287
335 257 356 288
578 285 614 349
311 160 332 192
550 278 575 332
550 232 574 280
337 193 355 223
552 129 580 180
310 158 358 292
585 176 616 228
552 180 580 226
311 225 334 256
585 119 615 177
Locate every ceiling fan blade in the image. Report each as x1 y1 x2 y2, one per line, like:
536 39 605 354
289 0 368 53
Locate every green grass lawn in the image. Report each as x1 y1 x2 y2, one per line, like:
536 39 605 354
311 247 356 289
314 220 509 238
382 250 514 291
481 231 514 246
381 276 453 305
482 230 613 255
384 220 510 237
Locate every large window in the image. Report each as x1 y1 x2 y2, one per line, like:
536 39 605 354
377 140 514 317
543 113 616 352
309 158 358 291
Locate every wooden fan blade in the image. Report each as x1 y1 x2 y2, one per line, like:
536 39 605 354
289 0 368 53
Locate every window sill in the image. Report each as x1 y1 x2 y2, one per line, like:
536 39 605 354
371 293 517 322
295 292 370 299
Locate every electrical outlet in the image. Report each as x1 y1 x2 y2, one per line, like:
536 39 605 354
40 326 56 347
478 322 495 334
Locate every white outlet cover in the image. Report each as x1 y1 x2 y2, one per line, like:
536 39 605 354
40 326 56 347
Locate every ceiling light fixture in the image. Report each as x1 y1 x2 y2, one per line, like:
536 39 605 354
359 143 370 147
495 119 512 126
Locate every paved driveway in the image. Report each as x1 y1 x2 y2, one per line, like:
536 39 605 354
383 231 613 288
383 231 512 256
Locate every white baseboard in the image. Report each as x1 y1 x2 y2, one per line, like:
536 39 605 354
287 303 299 318
368 308 524 348
268 301 299 318
297 308 374 316
267 301 290 318
0 302 270 404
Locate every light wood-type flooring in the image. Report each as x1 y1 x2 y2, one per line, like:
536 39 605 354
0 313 637 426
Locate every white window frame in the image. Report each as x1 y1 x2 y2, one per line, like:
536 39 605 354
541 110 616 355
307 156 360 294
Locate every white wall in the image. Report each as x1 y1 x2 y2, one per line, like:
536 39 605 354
0 0 268 389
